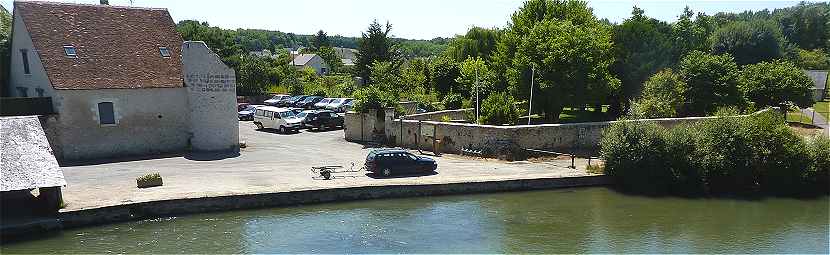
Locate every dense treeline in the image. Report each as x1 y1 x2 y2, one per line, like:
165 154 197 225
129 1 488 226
0 6 10 97
176 20 449 60
601 110 829 196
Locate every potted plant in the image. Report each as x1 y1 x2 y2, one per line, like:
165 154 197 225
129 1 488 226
136 172 163 188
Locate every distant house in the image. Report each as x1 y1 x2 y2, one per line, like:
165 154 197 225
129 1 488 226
334 47 357 60
804 70 828 101
249 49 277 59
334 47 357 67
9 1 238 161
1 116 66 212
291 54 328 75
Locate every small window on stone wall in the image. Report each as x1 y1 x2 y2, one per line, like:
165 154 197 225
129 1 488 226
35 88 44 97
98 102 116 125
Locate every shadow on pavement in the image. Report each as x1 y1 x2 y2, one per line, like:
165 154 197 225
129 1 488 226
60 153 184 166
184 151 241 161
365 170 438 179
255 128 301 135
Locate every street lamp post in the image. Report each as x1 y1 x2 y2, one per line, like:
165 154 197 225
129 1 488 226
476 67 480 123
528 65 535 125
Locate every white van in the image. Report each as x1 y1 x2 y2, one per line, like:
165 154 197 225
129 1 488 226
253 106 303 133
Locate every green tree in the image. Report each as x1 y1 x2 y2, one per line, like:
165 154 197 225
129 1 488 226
672 7 713 61
455 57 494 98
775 2 829 50
479 91 519 125
445 27 502 62
312 30 330 50
355 20 400 83
792 48 830 70
500 0 619 122
630 69 687 118
710 20 787 65
316 46 343 74
0 6 10 96
236 56 273 96
679 51 745 116
740 59 814 108
429 56 460 96
611 6 675 114
177 20 240 59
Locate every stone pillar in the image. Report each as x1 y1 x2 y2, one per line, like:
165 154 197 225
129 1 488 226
182 41 239 152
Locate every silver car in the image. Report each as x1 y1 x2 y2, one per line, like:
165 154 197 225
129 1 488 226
326 98 353 112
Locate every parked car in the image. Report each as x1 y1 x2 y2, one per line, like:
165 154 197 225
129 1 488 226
252 106 302 133
263 94 290 106
326 98 353 112
313 98 334 109
341 100 355 112
294 96 323 109
279 95 307 107
288 107 305 116
304 110 344 130
295 110 314 128
238 104 263 121
237 103 251 112
364 148 437 177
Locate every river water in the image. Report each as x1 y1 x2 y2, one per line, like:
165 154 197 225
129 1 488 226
2 187 828 254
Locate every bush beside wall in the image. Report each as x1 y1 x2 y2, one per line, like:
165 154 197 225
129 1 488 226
601 110 828 196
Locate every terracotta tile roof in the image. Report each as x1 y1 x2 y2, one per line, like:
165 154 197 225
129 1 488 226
14 1 183 90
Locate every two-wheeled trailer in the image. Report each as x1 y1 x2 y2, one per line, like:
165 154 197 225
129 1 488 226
311 162 362 180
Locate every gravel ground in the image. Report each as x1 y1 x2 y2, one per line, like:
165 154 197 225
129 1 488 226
58 121 592 211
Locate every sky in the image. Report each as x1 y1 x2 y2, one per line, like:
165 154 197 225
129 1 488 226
2 0 822 40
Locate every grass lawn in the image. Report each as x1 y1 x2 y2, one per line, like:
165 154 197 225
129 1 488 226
519 106 612 124
558 106 612 124
787 110 817 125
813 100 828 120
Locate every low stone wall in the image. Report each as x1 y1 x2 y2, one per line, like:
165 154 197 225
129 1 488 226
386 111 767 154
403 108 472 121
0 175 610 238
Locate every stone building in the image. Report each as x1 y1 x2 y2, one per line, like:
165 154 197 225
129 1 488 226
8 1 238 161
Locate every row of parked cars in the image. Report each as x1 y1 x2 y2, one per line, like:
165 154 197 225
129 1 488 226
238 104 345 133
263 95 354 112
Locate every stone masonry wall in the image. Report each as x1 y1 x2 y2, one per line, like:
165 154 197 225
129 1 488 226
182 41 239 152
386 111 768 154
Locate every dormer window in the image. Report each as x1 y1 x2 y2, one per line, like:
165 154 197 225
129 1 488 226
63 45 77 57
159 47 171 58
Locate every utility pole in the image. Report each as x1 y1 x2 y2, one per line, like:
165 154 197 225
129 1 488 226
528 65 535 125
475 66 480 123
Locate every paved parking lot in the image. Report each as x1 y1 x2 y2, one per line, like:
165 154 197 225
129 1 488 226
59 121 592 211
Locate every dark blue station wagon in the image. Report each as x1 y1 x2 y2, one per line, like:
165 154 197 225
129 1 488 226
365 149 437 177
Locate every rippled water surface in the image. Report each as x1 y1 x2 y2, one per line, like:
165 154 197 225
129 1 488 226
2 187 828 253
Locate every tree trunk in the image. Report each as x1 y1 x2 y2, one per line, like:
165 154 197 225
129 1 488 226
544 105 564 123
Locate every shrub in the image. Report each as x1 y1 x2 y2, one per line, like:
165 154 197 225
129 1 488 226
600 120 675 194
478 92 519 125
442 93 463 110
805 135 830 194
601 110 822 196
352 85 397 113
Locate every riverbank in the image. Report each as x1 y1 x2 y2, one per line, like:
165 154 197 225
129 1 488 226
1 122 604 241
2 175 609 242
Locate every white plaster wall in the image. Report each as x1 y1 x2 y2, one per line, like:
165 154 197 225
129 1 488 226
49 88 191 161
182 41 239 152
9 11 56 99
